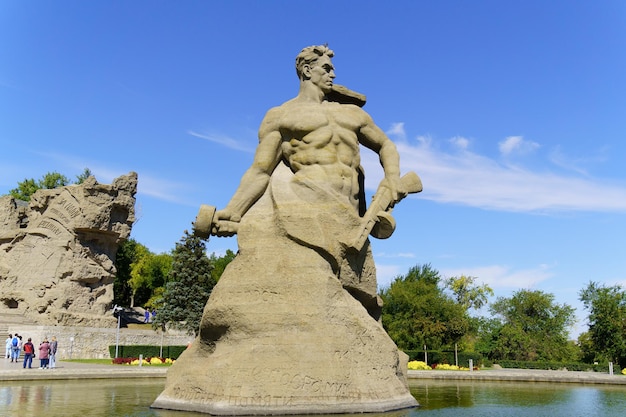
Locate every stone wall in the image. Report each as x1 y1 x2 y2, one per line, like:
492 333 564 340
7 324 193 359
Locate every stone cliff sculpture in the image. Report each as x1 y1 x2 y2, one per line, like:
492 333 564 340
0 173 137 327
153 46 421 414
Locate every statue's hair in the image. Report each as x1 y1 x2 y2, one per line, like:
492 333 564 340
295 45 334 80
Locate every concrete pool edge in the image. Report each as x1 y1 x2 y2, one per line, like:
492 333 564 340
2 360 624 385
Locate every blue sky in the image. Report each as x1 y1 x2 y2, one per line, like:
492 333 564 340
2 1 625 337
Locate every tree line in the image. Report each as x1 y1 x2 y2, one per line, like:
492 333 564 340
8 169 94 201
6 172 625 366
113 233 236 336
381 263 626 369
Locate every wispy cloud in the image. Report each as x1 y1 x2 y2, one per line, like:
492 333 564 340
362 125 626 213
450 136 470 150
188 130 255 153
385 123 407 141
23 151 194 206
440 264 554 290
135 174 195 205
498 135 540 156
376 264 405 289
376 252 416 259
548 145 609 175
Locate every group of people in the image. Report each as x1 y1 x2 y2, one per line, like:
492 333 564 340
143 308 156 323
5 333 58 369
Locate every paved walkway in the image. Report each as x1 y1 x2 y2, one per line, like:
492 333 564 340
0 357 166 382
2 357 625 385
407 368 626 385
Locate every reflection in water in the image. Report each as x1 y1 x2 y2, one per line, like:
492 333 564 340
0 379 625 417
409 380 626 417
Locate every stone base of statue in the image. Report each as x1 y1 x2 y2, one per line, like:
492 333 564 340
152 165 417 415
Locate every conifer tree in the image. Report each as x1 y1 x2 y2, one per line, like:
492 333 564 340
152 230 215 336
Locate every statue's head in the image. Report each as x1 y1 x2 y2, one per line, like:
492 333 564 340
295 45 334 80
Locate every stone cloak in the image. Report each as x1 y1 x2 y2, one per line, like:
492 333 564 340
152 164 417 414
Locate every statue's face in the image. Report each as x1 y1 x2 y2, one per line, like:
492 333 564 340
308 55 335 93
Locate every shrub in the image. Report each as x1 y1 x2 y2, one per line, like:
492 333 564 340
403 350 485 367
496 360 621 373
108 345 187 359
434 364 470 371
111 356 175 366
408 360 431 370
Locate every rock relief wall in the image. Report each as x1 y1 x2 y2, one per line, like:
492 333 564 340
0 173 137 327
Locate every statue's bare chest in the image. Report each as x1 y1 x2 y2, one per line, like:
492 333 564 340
280 103 362 136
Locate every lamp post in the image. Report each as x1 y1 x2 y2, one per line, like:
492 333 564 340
160 329 164 358
113 305 124 358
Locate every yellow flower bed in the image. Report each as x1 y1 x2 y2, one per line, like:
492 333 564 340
126 357 175 366
622 368 626 375
434 363 470 371
408 360 431 370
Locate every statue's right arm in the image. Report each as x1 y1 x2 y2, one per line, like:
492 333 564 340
213 109 283 232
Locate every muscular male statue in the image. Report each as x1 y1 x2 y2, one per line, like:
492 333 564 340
208 45 412 319
214 45 405 235
155 45 420 415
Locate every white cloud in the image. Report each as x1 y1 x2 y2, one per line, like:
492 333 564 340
25 151 195 206
375 252 416 259
548 145 609 176
498 136 540 156
188 130 255 153
440 264 554 290
361 126 626 213
375 264 404 289
136 174 195 205
386 122 406 141
449 136 470 150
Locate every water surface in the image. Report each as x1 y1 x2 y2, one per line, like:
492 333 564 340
1 379 624 417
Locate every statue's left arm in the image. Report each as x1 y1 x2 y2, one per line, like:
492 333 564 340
357 114 407 203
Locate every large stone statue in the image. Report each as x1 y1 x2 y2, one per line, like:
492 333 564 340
153 46 421 414
0 173 137 327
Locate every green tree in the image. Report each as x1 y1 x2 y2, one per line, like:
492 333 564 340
579 281 626 367
113 238 138 307
209 249 237 283
445 275 494 311
128 243 153 308
576 331 596 364
9 178 40 201
380 264 469 351
38 172 70 189
140 253 173 309
8 170 89 201
128 246 172 308
75 168 93 184
488 289 576 362
152 230 216 336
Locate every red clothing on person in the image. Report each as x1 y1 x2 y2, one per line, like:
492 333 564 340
23 341 34 355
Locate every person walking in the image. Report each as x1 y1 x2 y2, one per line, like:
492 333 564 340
38 338 50 369
5 334 12 359
49 336 58 369
22 337 35 369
